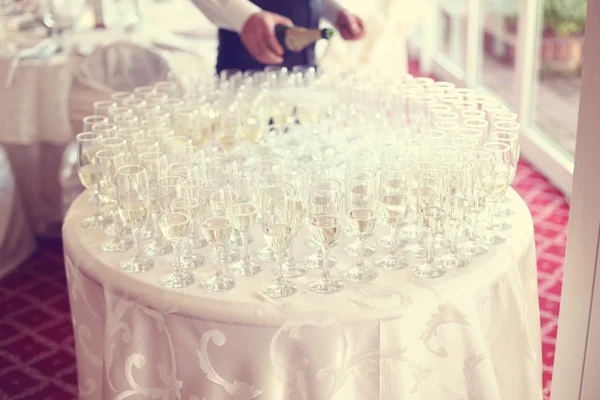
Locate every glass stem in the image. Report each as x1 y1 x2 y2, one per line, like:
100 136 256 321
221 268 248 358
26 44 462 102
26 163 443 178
470 213 480 242
389 225 400 262
275 252 285 285
241 231 250 265
321 245 331 282
152 213 162 243
113 208 123 239
450 224 460 254
172 242 182 276
426 233 437 264
93 191 102 218
214 247 224 281
487 202 497 230
356 236 366 268
132 228 142 265
287 236 295 264
184 236 192 258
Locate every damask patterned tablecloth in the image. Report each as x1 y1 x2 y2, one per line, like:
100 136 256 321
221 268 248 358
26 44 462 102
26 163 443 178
62 188 542 400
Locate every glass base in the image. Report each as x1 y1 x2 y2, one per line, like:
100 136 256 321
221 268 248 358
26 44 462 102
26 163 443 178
256 246 276 261
141 225 154 239
343 243 376 257
120 256 154 273
102 236 134 252
262 279 297 298
375 255 409 270
181 254 206 269
161 271 195 288
145 241 172 257
412 262 446 278
280 259 309 278
405 242 426 258
304 238 338 249
377 234 393 248
229 259 263 276
485 231 506 245
82 215 109 230
460 240 489 256
303 252 337 268
436 252 470 269
341 265 378 283
492 221 512 231
307 276 344 294
190 236 209 249
200 275 236 292
229 231 252 247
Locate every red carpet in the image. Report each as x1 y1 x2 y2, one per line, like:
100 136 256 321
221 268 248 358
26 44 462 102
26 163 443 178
0 159 567 399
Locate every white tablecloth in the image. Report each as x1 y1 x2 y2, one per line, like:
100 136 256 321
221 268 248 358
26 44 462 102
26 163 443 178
62 188 542 400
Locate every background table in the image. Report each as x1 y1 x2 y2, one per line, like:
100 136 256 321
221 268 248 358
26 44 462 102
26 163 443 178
62 188 542 400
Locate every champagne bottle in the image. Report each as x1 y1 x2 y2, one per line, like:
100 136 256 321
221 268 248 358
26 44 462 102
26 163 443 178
275 25 334 53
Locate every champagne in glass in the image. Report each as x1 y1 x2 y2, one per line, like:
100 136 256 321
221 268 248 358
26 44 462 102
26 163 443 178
412 169 449 278
157 176 195 288
226 167 262 276
116 165 154 272
96 149 133 252
199 179 237 292
376 162 412 270
261 183 297 298
307 180 344 294
342 170 379 283
76 132 107 229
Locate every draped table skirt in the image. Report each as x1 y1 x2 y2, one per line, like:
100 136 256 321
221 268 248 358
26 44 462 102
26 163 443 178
62 188 542 400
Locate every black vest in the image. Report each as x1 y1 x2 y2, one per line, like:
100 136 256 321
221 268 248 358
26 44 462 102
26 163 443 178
217 0 322 72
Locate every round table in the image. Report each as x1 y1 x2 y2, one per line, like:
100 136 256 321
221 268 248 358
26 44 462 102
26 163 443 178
62 188 542 400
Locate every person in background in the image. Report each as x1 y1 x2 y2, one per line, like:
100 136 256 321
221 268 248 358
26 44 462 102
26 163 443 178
191 0 365 72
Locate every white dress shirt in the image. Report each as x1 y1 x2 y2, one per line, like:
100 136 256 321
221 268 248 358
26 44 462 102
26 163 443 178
190 0 345 33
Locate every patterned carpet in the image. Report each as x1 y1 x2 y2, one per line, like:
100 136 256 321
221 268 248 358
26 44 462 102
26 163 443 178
0 159 568 399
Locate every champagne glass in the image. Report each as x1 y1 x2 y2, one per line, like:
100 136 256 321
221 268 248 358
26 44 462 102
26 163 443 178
436 161 473 269
83 115 108 131
92 122 118 138
268 166 308 278
114 114 140 130
260 182 297 298
490 131 520 223
165 136 193 163
412 168 448 278
116 165 154 272
342 170 378 282
111 91 135 105
200 179 237 292
96 149 133 252
139 151 172 255
343 151 377 257
215 103 240 153
226 167 262 276
76 132 106 229
93 100 117 116
254 154 284 260
376 162 412 270
157 176 195 288
134 86 156 99
168 162 206 269
303 161 337 265
482 142 511 244
460 151 494 256
131 139 159 163
307 179 344 294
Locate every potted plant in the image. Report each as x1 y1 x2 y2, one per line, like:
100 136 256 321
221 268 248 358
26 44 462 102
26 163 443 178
541 0 586 75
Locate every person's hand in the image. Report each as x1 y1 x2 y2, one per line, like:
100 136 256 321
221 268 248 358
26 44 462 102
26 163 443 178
335 10 365 41
241 11 293 65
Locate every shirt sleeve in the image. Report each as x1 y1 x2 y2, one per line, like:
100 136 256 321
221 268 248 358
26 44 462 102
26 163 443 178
321 0 345 23
190 0 262 33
